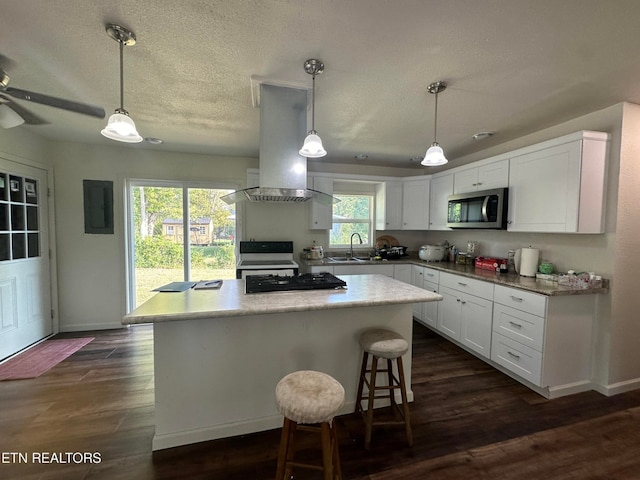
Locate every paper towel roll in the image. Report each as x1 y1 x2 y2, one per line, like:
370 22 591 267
519 247 539 277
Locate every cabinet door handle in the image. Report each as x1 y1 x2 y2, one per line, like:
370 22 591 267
508 321 523 329
461 300 466 305
477 182 483 186
510 295 523 302
426 273 434 277
507 351 521 360
458 282 468 286
456 298 461 303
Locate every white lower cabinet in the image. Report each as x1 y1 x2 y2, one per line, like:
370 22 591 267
437 272 494 359
491 333 543 385
490 284 594 396
306 265 334 274
411 265 425 321
437 285 493 359
393 264 412 284
491 286 547 386
333 264 394 277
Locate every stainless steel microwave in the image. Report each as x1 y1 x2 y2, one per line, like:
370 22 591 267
446 187 508 229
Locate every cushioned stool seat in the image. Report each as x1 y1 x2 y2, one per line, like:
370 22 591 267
275 370 344 480
355 328 412 450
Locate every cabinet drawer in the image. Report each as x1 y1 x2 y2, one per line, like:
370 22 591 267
422 267 440 283
493 303 544 351
491 333 542 386
493 285 547 317
439 272 494 299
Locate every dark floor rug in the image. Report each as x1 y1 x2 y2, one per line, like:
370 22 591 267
0 337 94 380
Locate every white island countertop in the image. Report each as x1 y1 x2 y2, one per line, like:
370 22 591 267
123 274 442 325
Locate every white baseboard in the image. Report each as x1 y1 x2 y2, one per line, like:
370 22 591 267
547 380 593 399
59 322 127 332
151 394 414 451
592 378 640 396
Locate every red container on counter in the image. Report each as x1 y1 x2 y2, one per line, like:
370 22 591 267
474 256 507 272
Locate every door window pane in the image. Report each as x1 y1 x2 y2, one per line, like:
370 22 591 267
130 184 237 308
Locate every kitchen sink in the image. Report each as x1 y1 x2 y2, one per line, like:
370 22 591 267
327 256 370 263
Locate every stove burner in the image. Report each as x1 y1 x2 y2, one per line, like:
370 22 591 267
245 272 347 294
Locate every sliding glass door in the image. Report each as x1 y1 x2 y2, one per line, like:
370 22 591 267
126 181 237 310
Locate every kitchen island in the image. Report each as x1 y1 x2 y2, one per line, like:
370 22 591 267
123 274 441 451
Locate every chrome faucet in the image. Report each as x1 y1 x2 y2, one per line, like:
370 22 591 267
349 232 363 258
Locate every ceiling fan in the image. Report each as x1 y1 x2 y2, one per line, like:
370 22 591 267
0 55 106 129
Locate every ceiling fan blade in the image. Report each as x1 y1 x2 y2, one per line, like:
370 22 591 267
4 86 106 119
0 55 17 73
0 95 48 125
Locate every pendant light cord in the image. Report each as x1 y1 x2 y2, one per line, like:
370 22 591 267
433 90 438 143
119 39 125 110
311 73 316 132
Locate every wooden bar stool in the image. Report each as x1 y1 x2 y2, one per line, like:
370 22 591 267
354 328 412 450
275 370 345 480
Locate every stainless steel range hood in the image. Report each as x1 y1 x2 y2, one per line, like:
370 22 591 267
221 84 338 205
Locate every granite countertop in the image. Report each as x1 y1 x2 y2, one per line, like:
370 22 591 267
123 274 443 325
299 253 609 297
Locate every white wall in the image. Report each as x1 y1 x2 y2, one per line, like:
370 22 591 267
0 127 49 166
49 142 255 331
608 102 640 386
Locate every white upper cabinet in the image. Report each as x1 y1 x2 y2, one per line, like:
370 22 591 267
402 178 430 229
507 131 608 233
453 159 509 194
429 173 453 230
375 181 403 230
308 176 333 230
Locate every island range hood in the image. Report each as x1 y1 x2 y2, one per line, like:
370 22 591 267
221 83 338 205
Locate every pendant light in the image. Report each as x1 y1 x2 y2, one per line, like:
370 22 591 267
299 59 327 158
101 24 143 143
421 81 448 166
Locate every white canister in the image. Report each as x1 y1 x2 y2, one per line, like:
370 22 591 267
515 247 539 277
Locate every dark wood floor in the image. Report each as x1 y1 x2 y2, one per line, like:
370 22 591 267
1 322 640 480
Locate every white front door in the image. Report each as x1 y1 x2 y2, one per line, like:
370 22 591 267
0 159 52 360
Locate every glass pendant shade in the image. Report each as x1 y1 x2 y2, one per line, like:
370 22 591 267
299 131 327 158
101 111 143 143
300 59 327 158
421 142 448 166
101 24 143 144
0 104 25 129
421 81 448 167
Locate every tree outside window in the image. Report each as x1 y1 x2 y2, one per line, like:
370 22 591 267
330 194 373 248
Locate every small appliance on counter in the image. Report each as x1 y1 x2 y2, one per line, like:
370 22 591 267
419 244 446 262
310 245 324 260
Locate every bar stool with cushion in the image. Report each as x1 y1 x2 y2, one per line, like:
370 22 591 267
275 370 345 480
354 328 412 450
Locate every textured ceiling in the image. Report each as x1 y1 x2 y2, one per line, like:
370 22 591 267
2 0 640 168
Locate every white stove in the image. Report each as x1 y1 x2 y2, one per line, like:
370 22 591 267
236 241 299 279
